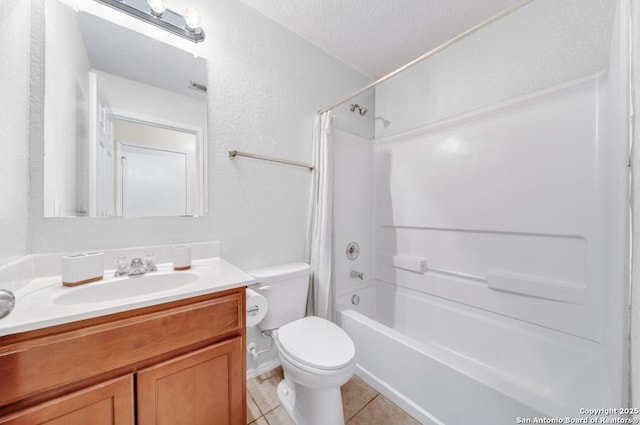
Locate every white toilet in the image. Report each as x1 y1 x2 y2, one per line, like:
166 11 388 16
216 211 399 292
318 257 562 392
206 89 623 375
247 263 356 425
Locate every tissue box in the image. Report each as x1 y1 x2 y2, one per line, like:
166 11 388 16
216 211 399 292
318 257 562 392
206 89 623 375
62 252 104 287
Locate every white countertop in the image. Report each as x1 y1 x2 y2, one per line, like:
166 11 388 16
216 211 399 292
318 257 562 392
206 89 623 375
0 257 255 337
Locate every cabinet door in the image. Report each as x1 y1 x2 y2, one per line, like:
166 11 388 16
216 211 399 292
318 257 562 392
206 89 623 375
0 375 134 425
137 337 245 425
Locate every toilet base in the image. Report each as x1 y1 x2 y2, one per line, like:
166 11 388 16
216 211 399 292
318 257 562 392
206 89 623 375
277 379 346 425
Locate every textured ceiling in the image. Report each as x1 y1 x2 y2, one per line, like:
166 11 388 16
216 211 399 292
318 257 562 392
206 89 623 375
78 11 207 100
236 0 525 79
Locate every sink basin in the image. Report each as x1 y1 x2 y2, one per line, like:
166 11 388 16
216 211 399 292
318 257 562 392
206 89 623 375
53 272 199 305
0 257 256 337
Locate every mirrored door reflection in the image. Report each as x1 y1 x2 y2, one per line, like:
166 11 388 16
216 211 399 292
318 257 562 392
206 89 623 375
120 145 187 217
114 120 198 217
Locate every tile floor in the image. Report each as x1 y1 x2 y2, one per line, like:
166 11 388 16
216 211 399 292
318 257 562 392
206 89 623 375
246 367 420 425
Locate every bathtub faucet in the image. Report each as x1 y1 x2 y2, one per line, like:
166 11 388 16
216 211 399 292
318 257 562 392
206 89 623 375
350 271 365 280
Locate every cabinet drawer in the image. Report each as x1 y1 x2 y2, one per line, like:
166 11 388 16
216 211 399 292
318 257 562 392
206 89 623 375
0 290 243 407
0 375 134 425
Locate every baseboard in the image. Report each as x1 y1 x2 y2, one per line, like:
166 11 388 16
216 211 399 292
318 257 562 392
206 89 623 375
246 358 281 381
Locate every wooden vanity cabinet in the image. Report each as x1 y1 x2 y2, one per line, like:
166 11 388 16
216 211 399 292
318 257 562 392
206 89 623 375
137 337 244 425
0 287 246 425
0 375 134 425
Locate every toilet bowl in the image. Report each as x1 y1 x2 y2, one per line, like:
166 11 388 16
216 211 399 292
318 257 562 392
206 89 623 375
247 263 356 425
275 316 356 425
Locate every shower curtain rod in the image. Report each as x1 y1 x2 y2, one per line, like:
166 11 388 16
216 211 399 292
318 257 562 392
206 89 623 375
319 0 535 114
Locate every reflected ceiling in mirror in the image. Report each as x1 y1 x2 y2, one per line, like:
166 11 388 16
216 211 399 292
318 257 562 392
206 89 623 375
44 0 208 218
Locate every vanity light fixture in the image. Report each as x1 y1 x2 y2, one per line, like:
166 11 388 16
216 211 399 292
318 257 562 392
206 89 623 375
147 0 168 17
183 7 202 34
94 0 205 43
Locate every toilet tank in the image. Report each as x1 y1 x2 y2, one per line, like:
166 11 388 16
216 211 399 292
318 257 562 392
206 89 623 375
247 263 311 331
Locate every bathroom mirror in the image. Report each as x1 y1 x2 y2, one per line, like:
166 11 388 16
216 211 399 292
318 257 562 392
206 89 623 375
43 0 208 218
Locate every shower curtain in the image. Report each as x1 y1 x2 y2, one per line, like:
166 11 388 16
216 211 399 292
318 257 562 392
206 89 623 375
306 111 334 320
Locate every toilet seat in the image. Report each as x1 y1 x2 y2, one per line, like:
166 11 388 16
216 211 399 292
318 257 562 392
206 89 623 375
276 316 355 372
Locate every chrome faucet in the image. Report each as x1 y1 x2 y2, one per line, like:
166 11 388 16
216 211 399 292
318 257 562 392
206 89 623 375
115 256 129 277
128 258 146 275
115 254 158 277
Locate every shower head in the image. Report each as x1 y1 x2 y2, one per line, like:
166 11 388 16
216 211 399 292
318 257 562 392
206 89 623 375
349 103 368 116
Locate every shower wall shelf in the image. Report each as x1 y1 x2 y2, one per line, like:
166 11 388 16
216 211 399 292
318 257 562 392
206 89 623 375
228 150 315 172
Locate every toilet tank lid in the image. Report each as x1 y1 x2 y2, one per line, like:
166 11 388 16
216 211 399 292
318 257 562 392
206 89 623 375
246 262 311 283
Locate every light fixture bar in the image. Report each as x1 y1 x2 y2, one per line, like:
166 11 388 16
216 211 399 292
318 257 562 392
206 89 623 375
94 0 205 43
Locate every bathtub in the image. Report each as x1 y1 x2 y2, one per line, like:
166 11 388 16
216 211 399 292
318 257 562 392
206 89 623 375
336 281 604 425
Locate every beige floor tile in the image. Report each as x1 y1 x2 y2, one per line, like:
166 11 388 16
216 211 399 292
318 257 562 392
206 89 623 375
247 395 262 424
249 417 269 425
347 395 420 425
247 368 285 414
341 375 379 421
264 406 296 425
257 366 284 380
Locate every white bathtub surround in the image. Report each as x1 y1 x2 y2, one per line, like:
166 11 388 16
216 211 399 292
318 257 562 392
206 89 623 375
364 71 630 420
306 112 335 319
333 130 372 297
383 254 427 274
330 1 631 422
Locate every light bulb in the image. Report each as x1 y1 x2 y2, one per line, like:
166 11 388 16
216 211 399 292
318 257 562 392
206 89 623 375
147 0 168 16
183 7 202 32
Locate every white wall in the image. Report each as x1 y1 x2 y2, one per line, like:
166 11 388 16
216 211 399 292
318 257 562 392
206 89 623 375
0 0 30 261
375 0 616 138
205 0 373 269
631 0 640 410
23 0 372 266
43 0 91 217
98 71 206 130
